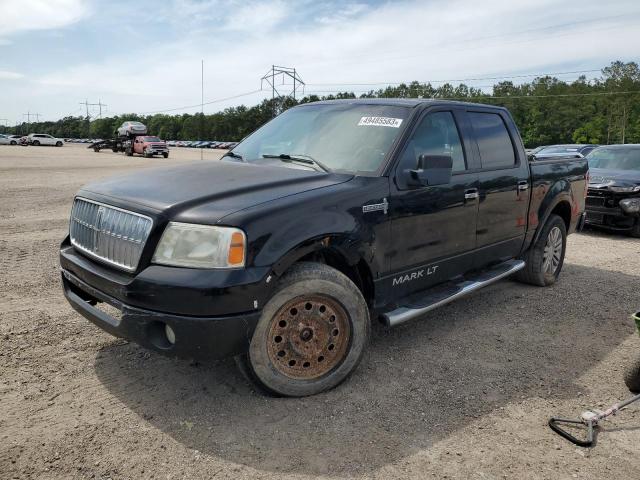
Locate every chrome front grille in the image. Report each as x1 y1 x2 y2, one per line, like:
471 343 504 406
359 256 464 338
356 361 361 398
69 198 153 272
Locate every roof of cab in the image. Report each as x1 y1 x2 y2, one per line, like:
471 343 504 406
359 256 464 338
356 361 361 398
303 98 506 110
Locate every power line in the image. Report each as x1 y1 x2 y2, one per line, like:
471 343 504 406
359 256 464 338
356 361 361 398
306 69 603 87
136 89 264 115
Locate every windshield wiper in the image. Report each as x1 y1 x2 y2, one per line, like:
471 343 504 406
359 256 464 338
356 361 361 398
222 151 245 162
262 153 331 172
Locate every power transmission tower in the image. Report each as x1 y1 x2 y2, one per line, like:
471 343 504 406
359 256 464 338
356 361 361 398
79 99 108 120
23 112 42 133
260 65 305 117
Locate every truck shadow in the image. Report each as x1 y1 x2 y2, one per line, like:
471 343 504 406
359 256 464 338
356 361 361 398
93 263 638 476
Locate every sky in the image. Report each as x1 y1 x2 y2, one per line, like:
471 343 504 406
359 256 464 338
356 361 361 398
0 0 639 124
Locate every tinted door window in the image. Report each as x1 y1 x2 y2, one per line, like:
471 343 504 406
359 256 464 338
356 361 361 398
469 112 516 169
396 111 465 189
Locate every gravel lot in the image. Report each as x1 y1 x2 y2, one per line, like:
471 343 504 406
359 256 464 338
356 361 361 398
1 143 640 480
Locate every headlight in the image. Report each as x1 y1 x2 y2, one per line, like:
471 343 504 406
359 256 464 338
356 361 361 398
620 198 640 215
152 222 246 268
609 185 640 193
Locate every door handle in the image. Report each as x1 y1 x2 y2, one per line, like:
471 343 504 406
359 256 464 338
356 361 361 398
464 188 479 200
517 181 529 191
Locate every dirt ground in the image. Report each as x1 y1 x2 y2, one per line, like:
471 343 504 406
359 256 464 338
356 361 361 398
1 143 639 480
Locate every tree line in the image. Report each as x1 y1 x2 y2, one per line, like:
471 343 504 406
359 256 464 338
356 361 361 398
4 61 639 147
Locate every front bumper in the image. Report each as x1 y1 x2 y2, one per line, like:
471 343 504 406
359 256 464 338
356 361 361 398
62 268 261 361
60 238 274 361
585 204 639 230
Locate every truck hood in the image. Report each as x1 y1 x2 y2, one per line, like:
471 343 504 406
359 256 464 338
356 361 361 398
78 160 353 222
589 167 640 189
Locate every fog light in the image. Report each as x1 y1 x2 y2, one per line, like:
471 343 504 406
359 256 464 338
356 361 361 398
165 324 176 345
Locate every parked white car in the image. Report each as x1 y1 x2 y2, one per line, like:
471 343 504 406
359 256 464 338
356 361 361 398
28 133 64 146
0 134 22 145
117 121 147 138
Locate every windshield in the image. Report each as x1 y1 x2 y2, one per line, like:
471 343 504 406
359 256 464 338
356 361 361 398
230 103 411 173
587 147 640 171
144 136 162 142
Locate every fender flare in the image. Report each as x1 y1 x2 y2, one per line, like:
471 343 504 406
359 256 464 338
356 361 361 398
532 186 573 245
271 234 371 278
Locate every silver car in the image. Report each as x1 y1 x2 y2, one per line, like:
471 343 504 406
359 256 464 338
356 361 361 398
117 121 147 138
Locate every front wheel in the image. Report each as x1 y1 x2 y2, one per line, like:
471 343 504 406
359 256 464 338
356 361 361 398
32 140 40 146
56 141 63 147
515 214 567 286
10 140 16 145
236 262 370 397
162 153 169 158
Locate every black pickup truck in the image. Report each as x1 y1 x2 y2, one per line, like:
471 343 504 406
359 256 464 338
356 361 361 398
60 99 588 396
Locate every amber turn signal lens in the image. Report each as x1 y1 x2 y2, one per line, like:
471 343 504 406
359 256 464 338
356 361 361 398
228 231 245 266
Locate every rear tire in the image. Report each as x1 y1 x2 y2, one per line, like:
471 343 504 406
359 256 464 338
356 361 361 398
56 141 63 147
624 357 640 393
10 140 16 145
125 148 133 157
33 140 40 146
236 262 370 397
515 214 567 286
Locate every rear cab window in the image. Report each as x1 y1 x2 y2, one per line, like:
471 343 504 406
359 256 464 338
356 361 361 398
468 112 517 169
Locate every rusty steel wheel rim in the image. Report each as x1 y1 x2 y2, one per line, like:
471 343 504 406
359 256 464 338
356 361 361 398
267 295 351 380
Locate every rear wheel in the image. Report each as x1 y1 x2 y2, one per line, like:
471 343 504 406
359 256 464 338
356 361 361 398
236 262 370 397
515 214 567 286
10 140 16 145
56 141 63 147
125 147 133 156
32 140 40 146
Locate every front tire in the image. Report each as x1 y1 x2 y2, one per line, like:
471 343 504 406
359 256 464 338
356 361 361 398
237 262 370 397
515 214 567 286
10 140 16 145
56 141 63 147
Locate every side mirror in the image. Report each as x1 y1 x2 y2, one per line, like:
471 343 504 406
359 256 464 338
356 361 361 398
408 154 453 187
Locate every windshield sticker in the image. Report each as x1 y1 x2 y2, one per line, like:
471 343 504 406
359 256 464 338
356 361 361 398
358 116 403 128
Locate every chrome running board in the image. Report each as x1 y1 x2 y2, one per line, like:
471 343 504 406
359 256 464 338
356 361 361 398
381 259 525 327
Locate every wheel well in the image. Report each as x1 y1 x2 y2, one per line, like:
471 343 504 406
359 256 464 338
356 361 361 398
550 201 571 230
297 249 374 307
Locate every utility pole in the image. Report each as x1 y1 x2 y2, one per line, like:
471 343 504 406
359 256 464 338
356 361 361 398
260 65 305 117
200 59 204 161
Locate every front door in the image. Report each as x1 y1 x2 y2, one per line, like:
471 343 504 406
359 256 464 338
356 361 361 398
385 108 479 299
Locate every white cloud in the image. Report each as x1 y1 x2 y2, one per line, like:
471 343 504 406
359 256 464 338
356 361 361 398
5 0 640 120
0 0 90 37
0 70 24 80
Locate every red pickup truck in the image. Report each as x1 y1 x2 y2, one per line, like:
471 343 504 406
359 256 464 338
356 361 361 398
128 136 169 158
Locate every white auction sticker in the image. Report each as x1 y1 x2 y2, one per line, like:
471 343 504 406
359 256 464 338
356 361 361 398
358 116 403 128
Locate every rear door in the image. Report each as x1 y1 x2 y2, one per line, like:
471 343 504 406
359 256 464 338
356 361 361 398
465 108 530 267
386 107 480 298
